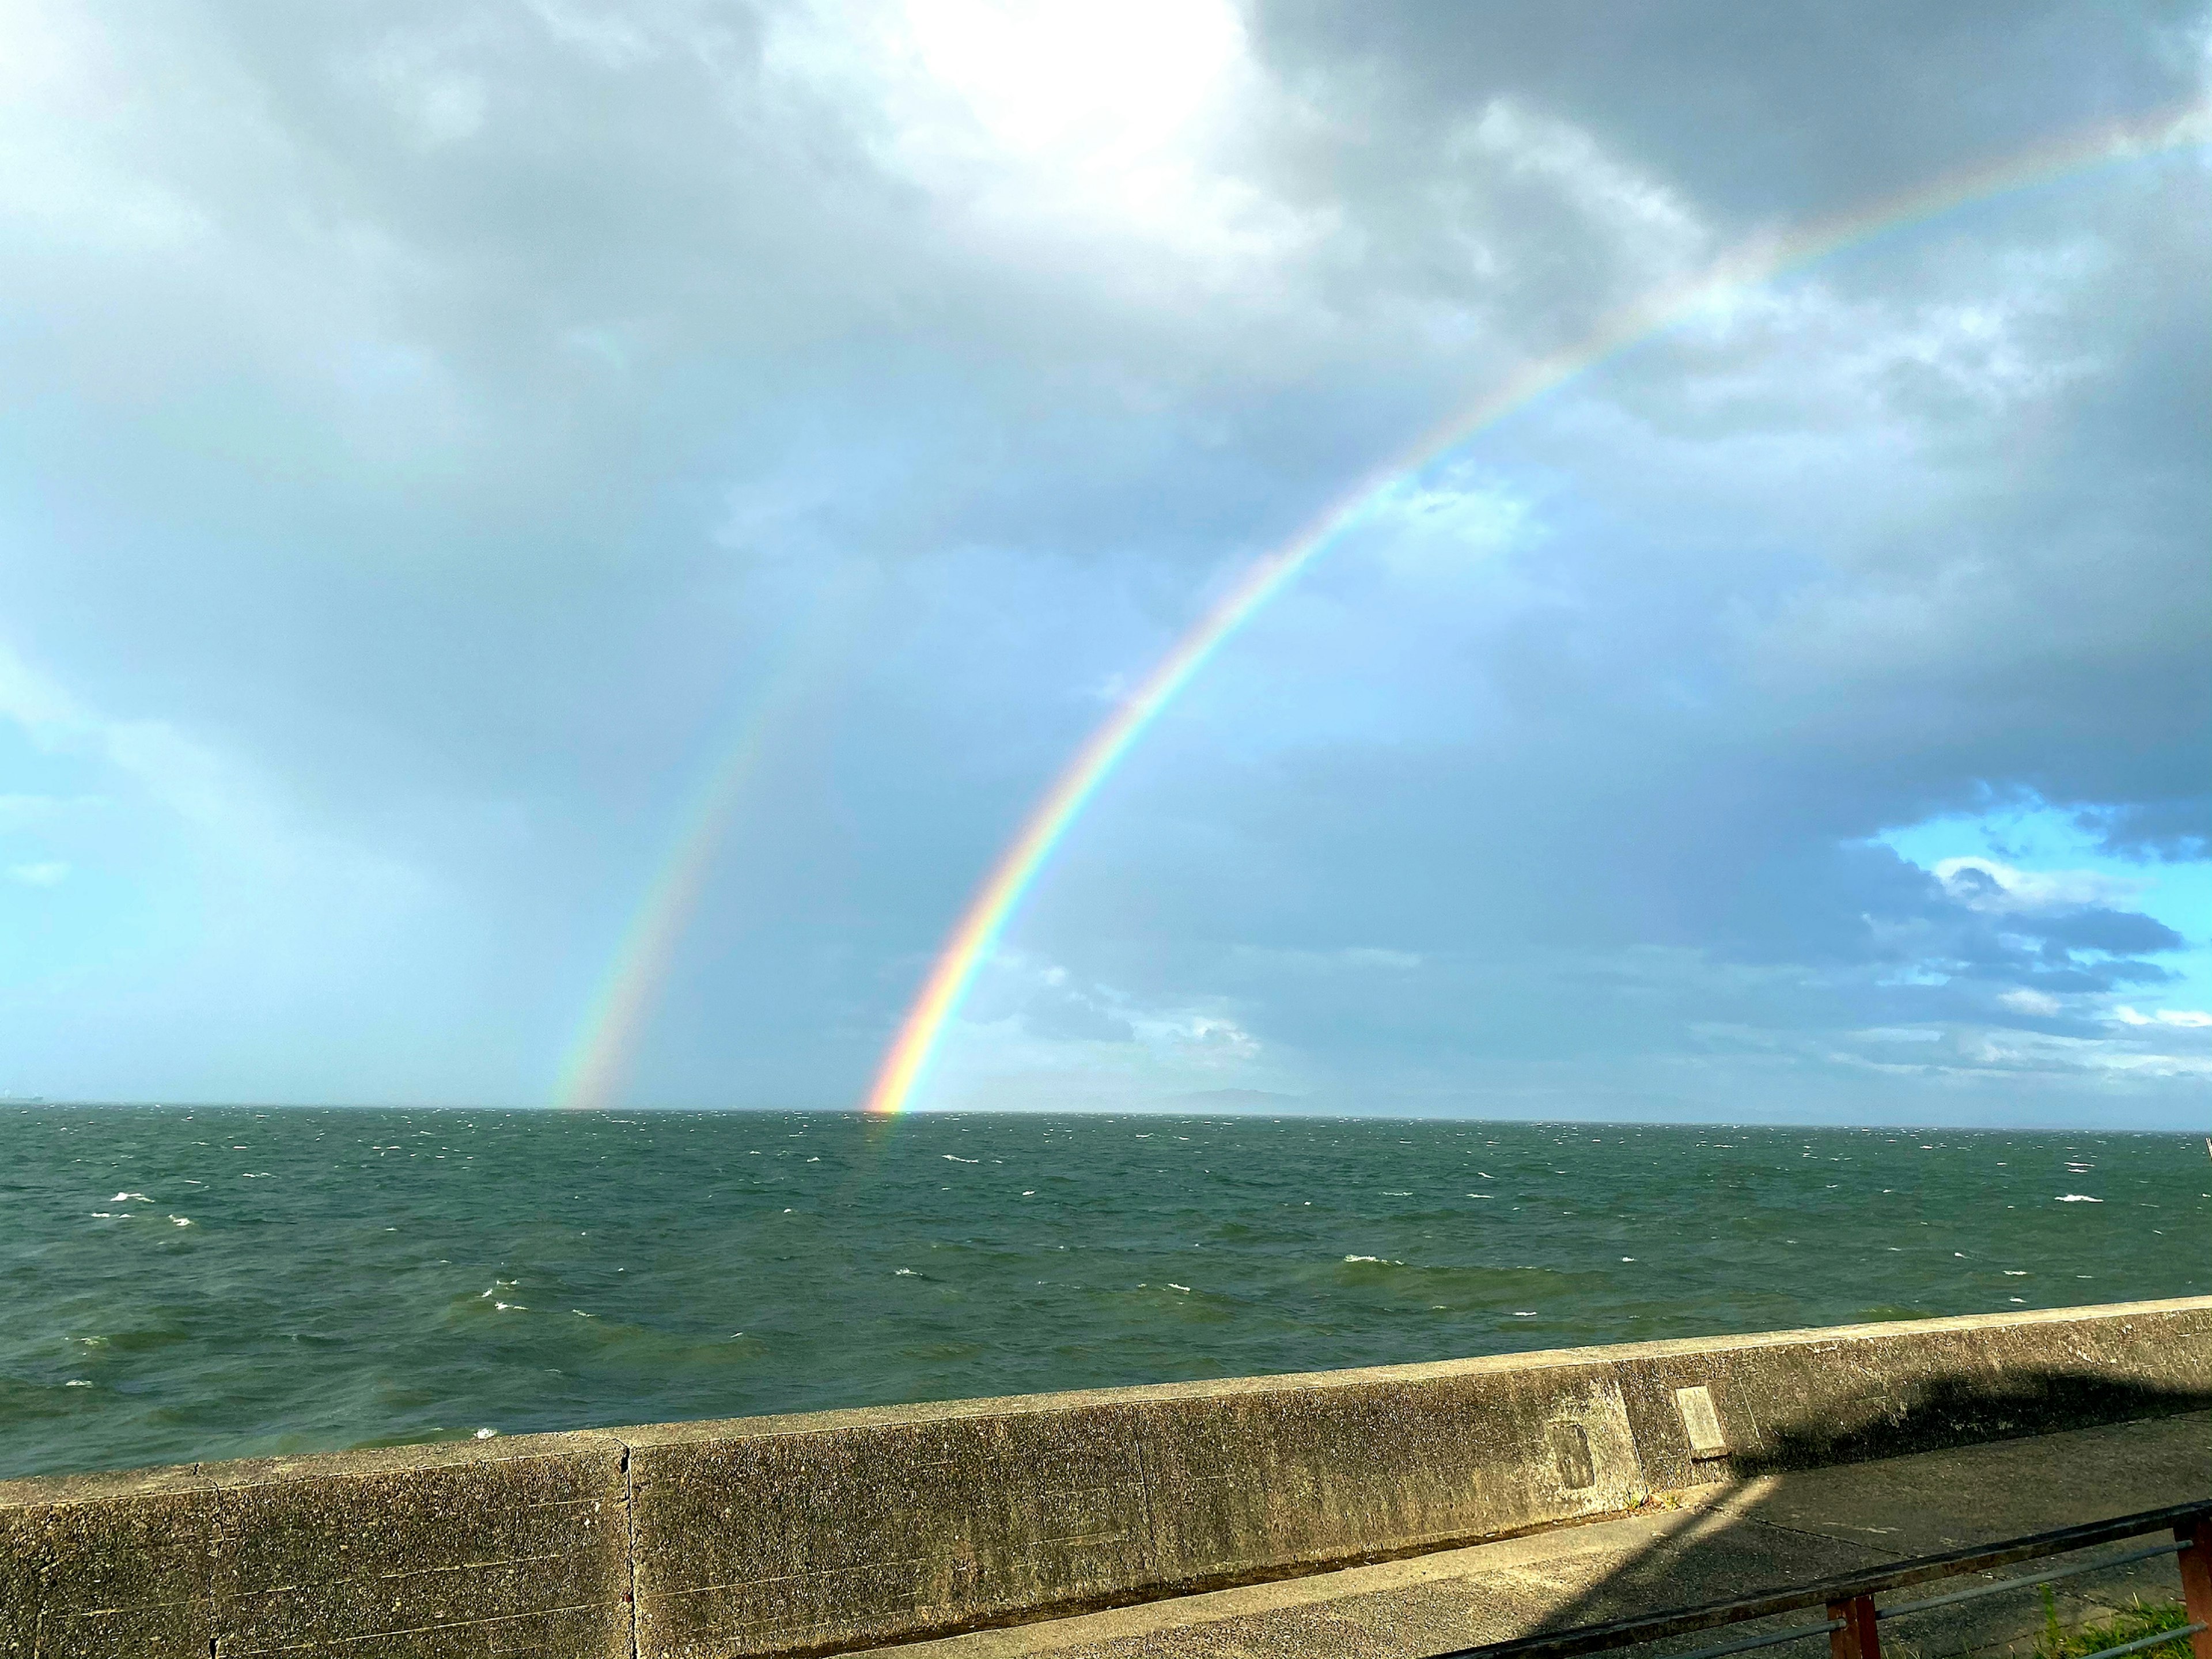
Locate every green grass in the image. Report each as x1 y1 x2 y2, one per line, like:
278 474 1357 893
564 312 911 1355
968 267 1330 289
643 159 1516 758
2032 1587 2198 1659
1903 1590 2203 1659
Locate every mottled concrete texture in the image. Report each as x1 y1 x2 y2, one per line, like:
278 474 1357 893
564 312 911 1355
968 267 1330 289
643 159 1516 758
3 1298 2207 1659
0 1433 632 1658
862 1411 2212 1659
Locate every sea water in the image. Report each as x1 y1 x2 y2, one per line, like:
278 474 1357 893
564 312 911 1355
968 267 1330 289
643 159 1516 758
2 1106 2204 1479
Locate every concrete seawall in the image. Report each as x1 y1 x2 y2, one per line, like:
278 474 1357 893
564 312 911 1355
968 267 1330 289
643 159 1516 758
5 1297 2208 1659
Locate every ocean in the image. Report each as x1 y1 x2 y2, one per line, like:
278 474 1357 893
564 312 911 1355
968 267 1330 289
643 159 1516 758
2 1106 2204 1481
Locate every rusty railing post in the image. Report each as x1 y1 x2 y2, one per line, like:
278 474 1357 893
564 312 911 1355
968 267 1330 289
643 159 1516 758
2178 1517 2212 1659
1828 1594 1880 1659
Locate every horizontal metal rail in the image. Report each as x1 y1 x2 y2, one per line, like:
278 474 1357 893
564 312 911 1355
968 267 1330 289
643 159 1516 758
1880 1540 2189 1620
1665 1618 1843 1659
2076 1624 2206 1659
1446 1498 2212 1659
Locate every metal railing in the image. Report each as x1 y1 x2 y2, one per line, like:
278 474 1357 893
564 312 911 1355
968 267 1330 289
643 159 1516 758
1445 1499 2212 1659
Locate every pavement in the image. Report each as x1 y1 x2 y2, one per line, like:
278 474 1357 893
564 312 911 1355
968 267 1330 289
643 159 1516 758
861 1410 2212 1659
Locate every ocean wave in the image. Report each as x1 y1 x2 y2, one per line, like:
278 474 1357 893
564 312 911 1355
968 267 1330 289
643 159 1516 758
2055 1194 2103 1203
8 1110 2203 1483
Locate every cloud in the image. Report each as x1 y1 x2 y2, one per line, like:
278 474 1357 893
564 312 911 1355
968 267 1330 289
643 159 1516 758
2114 1005 2212 1029
7 861 69 888
0 1 2203 1123
1934 857 2149 915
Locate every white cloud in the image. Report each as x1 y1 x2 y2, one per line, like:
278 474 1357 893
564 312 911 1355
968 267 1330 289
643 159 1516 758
2113 1004 2212 1030
1460 99 1707 277
1168 1013 1260 1065
923 947 1286 1107
0 641 309 847
525 1 661 72
1359 468 1536 586
1934 857 2147 914
1997 987 2059 1017
765 0 1320 296
1 650 422 947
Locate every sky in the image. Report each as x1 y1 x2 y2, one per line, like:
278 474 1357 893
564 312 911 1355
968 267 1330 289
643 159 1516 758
1 0 2206 1126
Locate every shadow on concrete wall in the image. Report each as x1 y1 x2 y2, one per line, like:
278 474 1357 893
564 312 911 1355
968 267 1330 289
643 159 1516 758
1508 1370 2211 1659
1733 1370 2212 1476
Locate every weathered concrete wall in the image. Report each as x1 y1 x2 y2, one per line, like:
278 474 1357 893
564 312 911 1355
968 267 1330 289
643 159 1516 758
4 1297 2207 1659
0 1433 632 1658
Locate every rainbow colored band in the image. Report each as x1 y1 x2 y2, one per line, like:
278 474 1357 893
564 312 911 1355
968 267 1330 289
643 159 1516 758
859 100 2210 1118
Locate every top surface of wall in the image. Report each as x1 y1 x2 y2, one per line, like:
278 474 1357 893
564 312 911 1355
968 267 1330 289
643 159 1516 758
5 1297 2209 1659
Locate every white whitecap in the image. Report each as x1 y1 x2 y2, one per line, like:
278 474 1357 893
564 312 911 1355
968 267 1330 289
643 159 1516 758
112 1191 149 1202
2055 1194 2103 1203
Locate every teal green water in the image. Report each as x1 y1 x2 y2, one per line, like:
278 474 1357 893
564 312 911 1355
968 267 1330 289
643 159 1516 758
2 1107 2205 1480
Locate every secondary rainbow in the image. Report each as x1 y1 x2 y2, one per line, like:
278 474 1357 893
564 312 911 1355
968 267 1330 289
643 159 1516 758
554 698 789 1111
555 605 851 1111
860 99 2210 1118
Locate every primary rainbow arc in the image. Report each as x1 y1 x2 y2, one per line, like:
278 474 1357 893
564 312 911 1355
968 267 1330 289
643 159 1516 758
858 99 2211 1119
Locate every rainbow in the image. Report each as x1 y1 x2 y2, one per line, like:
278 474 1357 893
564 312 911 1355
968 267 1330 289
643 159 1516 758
555 604 854 1111
554 700 789 1111
860 98 2210 1118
